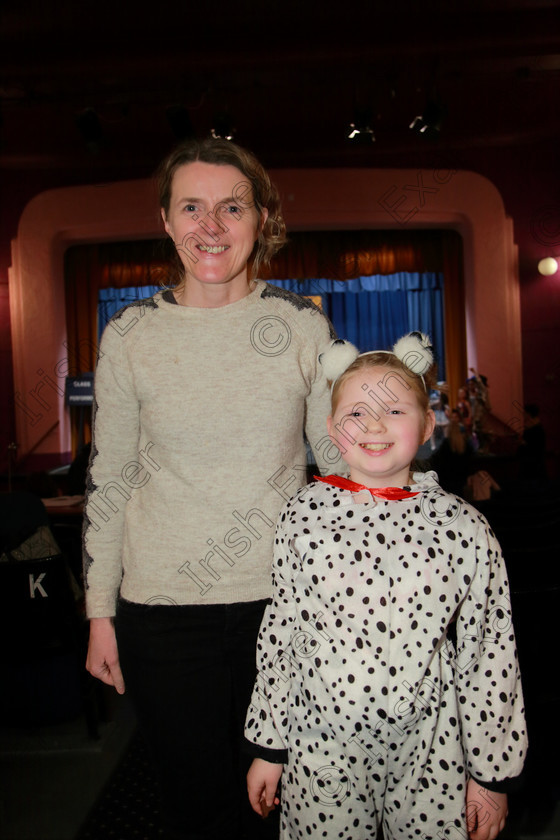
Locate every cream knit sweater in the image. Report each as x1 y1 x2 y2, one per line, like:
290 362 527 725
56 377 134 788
84 282 342 616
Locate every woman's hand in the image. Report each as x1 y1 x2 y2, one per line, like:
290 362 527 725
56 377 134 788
466 778 508 840
86 616 125 694
247 758 282 817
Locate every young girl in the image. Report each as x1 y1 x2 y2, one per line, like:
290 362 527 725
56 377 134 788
245 333 527 840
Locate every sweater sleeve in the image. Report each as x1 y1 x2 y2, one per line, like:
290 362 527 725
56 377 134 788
82 306 143 618
244 499 302 756
256 283 343 478
453 515 528 788
298 307 345 477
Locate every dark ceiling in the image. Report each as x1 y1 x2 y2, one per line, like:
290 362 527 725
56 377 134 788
1 0 560 180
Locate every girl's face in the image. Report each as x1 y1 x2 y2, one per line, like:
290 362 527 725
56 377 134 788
161 161 266 304
327 365 435 488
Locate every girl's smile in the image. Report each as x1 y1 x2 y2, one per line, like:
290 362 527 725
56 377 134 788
359 442 392 452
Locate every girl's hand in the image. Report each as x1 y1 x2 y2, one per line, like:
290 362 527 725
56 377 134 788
247 758 282 817
466 778 508 840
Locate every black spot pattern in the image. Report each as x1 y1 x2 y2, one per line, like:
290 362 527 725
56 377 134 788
245 472 527 840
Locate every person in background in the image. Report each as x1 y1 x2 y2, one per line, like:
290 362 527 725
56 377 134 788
83 137 342 840
430 407 474 495
468 368 491 451
456 385 472 436
427 387 449 452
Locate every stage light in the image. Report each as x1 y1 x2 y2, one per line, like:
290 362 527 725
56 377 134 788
409 99 446 139
347 106 375 143
210 113 235 141
347 122 375 142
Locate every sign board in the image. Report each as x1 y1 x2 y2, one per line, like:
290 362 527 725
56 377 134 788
65 374 94 406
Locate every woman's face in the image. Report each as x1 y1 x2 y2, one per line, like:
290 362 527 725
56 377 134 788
162 161 266 303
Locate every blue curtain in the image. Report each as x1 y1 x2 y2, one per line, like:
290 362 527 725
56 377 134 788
97 285 160 343
97 272 445 378
266 273 445 379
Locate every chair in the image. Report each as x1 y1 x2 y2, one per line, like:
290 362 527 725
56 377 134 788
0 492 99 732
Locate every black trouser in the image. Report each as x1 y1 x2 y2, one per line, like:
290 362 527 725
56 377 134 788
115 597 279 840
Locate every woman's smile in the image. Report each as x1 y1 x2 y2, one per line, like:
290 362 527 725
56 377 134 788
196 244 230 254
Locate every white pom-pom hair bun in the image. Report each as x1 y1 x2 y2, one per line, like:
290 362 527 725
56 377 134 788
392 332 434 377
318 339 359 382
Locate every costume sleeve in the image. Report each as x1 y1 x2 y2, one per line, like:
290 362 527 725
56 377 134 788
82 308 142 618
244 499 302 756
453 515 528 787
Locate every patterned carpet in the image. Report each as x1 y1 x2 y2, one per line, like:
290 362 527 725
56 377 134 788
75 730 163 840
73 717 560 840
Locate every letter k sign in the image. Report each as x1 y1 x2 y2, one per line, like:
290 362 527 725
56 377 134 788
29 572 48 598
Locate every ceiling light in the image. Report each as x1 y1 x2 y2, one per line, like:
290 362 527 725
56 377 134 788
538 257 559 275
347 107 375 143
409 99 446 139
210 113 235 141
347 123 375 142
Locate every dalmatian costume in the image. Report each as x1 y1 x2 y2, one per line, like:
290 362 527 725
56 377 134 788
245 471 527 840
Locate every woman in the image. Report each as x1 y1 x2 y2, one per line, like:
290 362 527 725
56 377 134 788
83 138 341 840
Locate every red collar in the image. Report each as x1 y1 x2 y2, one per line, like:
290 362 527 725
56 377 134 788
314 474 419 501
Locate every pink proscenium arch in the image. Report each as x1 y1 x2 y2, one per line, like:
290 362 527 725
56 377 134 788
9 169 521 463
